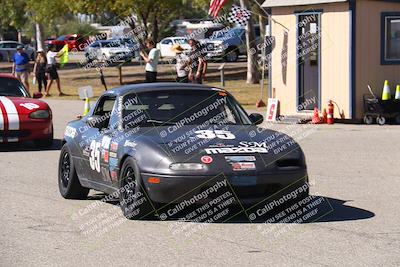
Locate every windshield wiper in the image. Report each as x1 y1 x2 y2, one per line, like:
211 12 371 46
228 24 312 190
144 119 177 125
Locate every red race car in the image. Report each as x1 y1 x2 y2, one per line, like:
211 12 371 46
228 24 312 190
45 34 88 51
0 74 53 147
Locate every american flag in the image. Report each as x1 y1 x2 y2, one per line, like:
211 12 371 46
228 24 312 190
208 0 228 18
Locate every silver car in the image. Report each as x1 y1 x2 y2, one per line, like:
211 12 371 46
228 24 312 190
85 39 139 63
0 41 36 62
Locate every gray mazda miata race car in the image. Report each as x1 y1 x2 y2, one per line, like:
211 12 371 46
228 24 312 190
59 83 309 219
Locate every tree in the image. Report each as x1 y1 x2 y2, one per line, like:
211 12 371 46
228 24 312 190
0 0 27 41
25 0 68 50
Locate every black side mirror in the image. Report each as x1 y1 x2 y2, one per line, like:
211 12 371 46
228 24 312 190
249 113 264 125
86 115 107 129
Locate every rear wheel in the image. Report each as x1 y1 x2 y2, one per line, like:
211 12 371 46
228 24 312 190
58 143 89 199
119 157 153 220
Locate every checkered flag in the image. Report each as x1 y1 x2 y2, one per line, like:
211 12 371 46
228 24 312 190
227 5 251 26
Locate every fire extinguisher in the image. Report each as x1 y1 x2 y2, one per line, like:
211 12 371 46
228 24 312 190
327 100 334 124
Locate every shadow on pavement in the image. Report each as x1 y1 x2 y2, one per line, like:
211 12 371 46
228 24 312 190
0 139 62 152
85 193 375 224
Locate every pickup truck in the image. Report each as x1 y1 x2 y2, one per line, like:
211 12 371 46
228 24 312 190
202 25 263 62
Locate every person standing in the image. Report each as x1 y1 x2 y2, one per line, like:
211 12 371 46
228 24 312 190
140 40 160 83
32 50 47 93
45 45 65 97
171 44 190 83
188 39 207 84
12 45 30 92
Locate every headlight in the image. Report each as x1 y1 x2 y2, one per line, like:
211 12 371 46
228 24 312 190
29 110 50 119
170 163 204 171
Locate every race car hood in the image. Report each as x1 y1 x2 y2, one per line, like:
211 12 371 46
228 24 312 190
0 96 50 115
124 125 305 175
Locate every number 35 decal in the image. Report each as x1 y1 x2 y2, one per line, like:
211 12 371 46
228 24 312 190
89 140 101 172
195 130 235 139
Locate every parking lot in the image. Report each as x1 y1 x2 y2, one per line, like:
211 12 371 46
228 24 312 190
0 99 399 266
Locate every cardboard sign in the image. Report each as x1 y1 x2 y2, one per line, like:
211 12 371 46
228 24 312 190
78 86 94 100
266 98 279 122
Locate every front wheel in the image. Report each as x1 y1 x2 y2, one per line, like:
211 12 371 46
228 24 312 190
376 116 386 126
119 157 154 220
363 115 373 125
225 48 239 62
58 143 89 199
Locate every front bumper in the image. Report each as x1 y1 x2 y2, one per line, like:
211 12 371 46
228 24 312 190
206 50 224 58
0 119 52 143
141 169 308 205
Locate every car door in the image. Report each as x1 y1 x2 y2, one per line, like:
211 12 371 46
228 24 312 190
83 94 117 185
160 38 173 57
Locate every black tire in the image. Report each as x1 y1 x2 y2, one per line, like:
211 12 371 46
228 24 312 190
119 157 154 220
58 143 89 199
363 115 373 125
376 116 386 126
224 47 239 62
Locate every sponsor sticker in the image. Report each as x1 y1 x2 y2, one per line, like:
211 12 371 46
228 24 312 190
231 162 256 171
65 126 77 138
124 140 137 148
201 155 213 164
109 158 118 168
101 136 111 150
110 142 118 152
225 156 256 162
109 152 117 158
82 145 90 157
205 147 268 154
102 150 109 163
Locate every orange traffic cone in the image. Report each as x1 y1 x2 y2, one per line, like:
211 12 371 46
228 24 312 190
312 107 321 124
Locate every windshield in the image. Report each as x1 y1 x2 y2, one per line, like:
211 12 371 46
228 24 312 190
176 39 188 45
122 90 251 129
56 35 66 41
0 77 29 97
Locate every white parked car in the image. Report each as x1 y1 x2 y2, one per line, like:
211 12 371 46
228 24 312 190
85 39 139 63
157 37 191 58
0 41 36 62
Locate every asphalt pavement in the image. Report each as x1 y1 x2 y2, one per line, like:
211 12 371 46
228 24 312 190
0 99 399 266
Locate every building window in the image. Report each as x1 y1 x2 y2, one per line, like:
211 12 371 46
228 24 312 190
382 12 400 65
